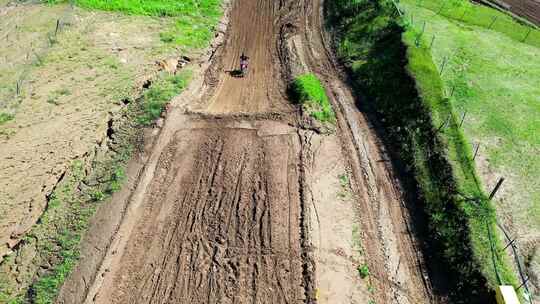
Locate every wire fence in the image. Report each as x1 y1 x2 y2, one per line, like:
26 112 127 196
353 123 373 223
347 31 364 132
0 0 76 114
410 0 540 47
391 0 537 302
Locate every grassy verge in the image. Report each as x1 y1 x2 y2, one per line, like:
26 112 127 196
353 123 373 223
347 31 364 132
48 0 222 50
403 24 518 293
0 70 189 303
326 0 520 301
289 73 335 123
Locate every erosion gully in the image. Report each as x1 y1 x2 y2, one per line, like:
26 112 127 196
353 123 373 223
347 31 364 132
58 0 443 303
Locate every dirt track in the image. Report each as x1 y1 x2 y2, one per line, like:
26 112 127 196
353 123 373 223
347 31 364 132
61 0 438 303
91 120 306 304
197 0 291 114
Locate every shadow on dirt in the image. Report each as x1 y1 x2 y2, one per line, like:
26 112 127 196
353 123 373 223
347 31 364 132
227 69 245 77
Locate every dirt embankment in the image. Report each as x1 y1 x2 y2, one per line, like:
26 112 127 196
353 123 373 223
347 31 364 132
0 1 185 260
59 0 440 303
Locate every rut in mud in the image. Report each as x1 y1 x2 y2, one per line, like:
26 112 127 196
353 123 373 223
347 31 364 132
60 0 442 303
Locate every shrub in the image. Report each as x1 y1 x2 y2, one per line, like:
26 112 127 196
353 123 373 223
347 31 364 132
289 73 335 123
0 112 14 125
357 264 370 279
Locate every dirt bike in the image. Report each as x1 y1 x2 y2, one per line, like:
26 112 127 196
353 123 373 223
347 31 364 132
240 61 249 77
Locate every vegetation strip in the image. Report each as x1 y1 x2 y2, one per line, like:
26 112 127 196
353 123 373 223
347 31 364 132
326 0 523 301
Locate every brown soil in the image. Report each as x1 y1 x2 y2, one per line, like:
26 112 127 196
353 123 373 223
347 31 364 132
489 0 540 25
0 2 185 261
61 0 440 303
91 120 306 304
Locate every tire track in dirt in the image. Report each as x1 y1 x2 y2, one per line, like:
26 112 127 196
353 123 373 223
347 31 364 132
92 123 305 304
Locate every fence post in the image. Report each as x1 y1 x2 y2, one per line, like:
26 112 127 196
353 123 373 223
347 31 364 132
449 86 455 98
439 56 448 75
517 277 530 291
55 19 60 36
437 114 451 132
459 111 466 127
415 21 426 46
502 238 516 251
473 143 480 160
429 35 435 49
489 177 505 200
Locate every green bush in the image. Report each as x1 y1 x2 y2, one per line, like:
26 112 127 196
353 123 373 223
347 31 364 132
0 112 14 125
290 73 335 123
357 264 370 279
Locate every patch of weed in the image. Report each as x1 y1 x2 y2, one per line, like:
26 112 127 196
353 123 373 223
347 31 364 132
357 264 370 279
89 190 105 202
337 173 351 199
351 224 363 255
137 71 190 126
289 73 335 123
339 173 349 187
0 112 14 125
46 96 59 105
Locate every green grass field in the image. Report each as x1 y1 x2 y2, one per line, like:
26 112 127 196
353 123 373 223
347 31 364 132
401 0 540 256
407 0 540 47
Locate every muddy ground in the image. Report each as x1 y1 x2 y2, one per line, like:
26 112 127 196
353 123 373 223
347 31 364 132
58 0 442 303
